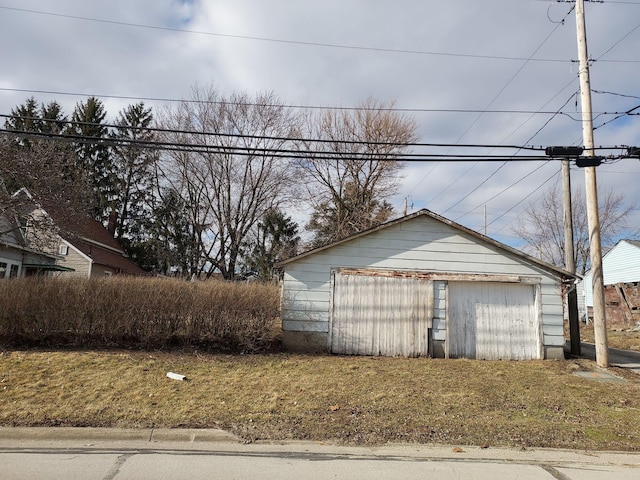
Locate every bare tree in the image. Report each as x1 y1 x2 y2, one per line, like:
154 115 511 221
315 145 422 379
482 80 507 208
156 85 300 279
514 185 638 275
298 98 418 247
0 137 93 250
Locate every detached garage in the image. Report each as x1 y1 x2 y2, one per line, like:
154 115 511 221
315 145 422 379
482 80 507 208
277 209 574 360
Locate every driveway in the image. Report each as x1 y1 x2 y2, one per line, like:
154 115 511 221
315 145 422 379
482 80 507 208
577 342 640 375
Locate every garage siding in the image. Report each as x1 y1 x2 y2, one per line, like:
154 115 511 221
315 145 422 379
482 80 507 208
331 272 432 357
447 282 542 360
280 212 569 357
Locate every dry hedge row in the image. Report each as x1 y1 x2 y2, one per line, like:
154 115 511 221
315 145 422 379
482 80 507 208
0 277 281 352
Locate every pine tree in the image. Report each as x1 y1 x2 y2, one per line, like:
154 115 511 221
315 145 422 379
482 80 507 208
39 101 67 134
66 97 113 221
110 102 156 242
244 208 300 280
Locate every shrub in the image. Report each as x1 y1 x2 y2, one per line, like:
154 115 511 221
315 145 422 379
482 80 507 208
0 277 280 352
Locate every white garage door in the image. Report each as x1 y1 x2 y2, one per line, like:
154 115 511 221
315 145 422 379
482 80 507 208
447 281 541 360
331 272 432 357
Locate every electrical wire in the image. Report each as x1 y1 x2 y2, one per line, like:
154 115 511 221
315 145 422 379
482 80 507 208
4 4 639 63
0 128 559 161
0 87 603 119
0 113 550 150
485 167 561 228
0 5 578 64
448 87 579 219
430 4 575 214
453 161 552 221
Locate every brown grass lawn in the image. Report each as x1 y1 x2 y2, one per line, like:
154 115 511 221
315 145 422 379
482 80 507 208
1 349 639 450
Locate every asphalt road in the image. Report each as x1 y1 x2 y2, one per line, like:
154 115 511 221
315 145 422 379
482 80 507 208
1 429 639 480
577 342 640 374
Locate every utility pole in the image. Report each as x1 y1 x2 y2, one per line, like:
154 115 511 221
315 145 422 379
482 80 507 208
484 205 487 236
562 159 580 355
575 0 608 367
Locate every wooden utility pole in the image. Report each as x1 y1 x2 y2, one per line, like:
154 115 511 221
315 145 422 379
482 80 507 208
575 0 608 367
484 205 487 236
562 159 580 355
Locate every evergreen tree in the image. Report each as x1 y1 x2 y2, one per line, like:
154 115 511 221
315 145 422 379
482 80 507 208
4 97 39 134
110 102 156 242
306 181 394 248
66 97 113 221
244 208 300 280
136 187 196 275
39 101 67 134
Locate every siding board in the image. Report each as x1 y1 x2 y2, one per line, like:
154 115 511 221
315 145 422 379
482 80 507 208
331 272 431 357
447 282 541 360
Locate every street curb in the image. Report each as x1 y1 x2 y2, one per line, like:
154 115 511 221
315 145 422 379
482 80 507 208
0 427 239 444
1 427 639 468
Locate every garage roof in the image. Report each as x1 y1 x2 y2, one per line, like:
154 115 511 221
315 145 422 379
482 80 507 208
277 209 577 280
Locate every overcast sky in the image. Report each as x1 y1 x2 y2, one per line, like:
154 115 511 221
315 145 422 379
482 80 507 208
1 0 639 249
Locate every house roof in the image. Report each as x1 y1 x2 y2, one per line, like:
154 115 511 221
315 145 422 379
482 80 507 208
73 238 147 275
582 238 640 278
78 218 125 253
0 239 58 261
624 239 640 249
68 218 147 276
277 208 577 279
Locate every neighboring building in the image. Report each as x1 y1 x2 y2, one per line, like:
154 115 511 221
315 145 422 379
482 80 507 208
3 188 145 278
579 239 640 323
0 202 67 279
277 209 575 360
54 218 148 278
0 240 63 279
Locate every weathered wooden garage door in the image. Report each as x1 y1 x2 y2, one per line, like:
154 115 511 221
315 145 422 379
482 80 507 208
447 281 541 360
331 272 431 357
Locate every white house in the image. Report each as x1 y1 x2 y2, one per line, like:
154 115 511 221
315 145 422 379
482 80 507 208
0 205 64 279
277 209 575 360
579 239 640 320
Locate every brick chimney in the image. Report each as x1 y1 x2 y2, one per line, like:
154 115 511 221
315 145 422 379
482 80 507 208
107 211 118 237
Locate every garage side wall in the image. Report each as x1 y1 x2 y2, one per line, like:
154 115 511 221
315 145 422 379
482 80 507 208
280 216 565 358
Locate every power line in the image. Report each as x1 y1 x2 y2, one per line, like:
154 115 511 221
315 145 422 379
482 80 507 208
412 6 575 206
592 89 640 100
449 87 579 218
4 127 635 163
0 128 560 162
0 113 551 151
453 161 553 221
594 20 640 60
485 168 560 229
0 6 580 64
0 87 608 119
6 4 639 64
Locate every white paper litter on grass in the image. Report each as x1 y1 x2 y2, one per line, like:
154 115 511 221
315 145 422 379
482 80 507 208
166 372 187 381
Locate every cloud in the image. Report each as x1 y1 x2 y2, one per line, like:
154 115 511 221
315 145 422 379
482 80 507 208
1 0 639 246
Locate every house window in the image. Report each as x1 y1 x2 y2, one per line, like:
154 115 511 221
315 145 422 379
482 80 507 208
0 262 7 279
9 264 19 278
18 217 30 239
58 245 69 255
